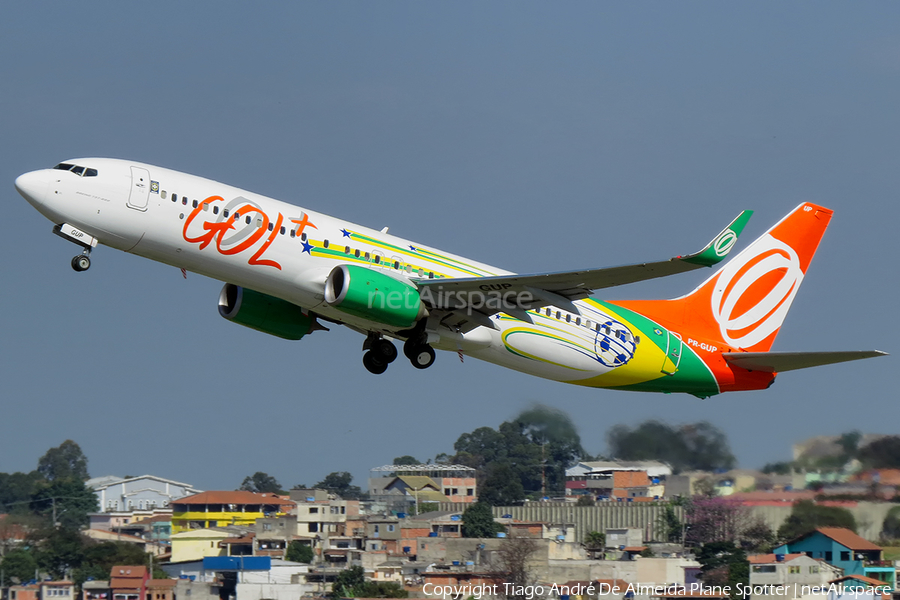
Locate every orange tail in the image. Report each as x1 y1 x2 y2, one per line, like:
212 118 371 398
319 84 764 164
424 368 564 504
613 203 833 352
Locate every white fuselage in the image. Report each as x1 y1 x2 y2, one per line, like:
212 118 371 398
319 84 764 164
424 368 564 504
15 158 666 389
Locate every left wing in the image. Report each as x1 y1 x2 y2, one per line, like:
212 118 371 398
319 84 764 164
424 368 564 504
415 210 752 328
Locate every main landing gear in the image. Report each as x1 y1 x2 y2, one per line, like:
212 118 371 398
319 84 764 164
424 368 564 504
361 333 436 374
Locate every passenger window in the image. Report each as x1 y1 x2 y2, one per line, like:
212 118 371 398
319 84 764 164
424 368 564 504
213 206 219 214
202 203 208 211
173 194 178 202
394 261 400 269
345 246 350 254
290 230 295 238
406 265 412 273
374 255 381 264
576 317 581 326
246 216 252 224
223 209 229 218
418 268 424 277
280 226 285 235
268 223 274 231
182 197 187 205
364 252 370 260
301 233 307 241
566 314 571 323
355 249 360 258
429 272 434 278
192 200 198 208
556 311 561 319
323 240 329 248
71 166 85 175
85 168 98 177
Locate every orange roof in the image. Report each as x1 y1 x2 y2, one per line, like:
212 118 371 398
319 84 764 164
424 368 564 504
110 566 146 578
815 527 882 551
749 553 805 564
173 491 295 506
829 575 892 587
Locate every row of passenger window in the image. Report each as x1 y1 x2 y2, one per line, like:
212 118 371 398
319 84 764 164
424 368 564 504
53 163 98 177
538 307 638 342
165 189 436 278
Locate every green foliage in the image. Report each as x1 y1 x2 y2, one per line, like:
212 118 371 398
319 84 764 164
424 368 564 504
240 472 284 494
451 405 587 497
478 463 525 506
881 506 900 540
858 436 900 469
37 440 89 482
0 549 37 583
658 504 683 543
31 478 99 529
461 502 504 538
0 471 44 513
777 500 856 540
696 541 748 600
330 565 407 598
315 472 366 500
575 495 594 507
584 531 605 548
34 527 86 579
761 462 793 475
392 455 419 465
607 420 735 473
285 541 314 563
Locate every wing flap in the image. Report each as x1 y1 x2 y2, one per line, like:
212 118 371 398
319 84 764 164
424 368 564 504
722 350 888 373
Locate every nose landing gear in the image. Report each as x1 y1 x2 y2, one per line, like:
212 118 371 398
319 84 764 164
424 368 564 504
71 250 91 272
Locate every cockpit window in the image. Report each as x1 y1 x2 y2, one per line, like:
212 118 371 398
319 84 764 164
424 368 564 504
52 163 98 177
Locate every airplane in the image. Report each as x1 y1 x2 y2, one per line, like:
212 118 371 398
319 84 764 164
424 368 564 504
15 158 886 397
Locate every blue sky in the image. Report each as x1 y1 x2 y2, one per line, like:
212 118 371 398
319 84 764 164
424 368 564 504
1 3 896 492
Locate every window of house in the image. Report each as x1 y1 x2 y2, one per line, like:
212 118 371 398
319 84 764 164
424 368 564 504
308 523 318 532
810 566 819 574
388 524 395 532
840 551 849 561
789 566 800 574
467 489 474 496
310 507 319 513
824 551 832 561
341 506 345 514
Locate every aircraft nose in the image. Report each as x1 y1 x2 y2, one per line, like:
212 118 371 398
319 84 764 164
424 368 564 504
15 169 50 205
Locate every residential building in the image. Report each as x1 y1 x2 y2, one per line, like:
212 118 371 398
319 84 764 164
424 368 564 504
826 575 893 600
170 491 294 534
109 565 148 600
81 581 110 600
144 581 175 600
87 475 201 512
773 527 885 580
565 461 669 498
39 581 76 600
9 584 40 600
368 465 477 506
747 553 841 598
170 528 231 562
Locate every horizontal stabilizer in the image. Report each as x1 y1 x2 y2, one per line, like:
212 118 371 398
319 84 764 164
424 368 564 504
722 350 888 373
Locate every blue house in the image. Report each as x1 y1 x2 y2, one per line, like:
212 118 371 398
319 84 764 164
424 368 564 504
773 527 888 584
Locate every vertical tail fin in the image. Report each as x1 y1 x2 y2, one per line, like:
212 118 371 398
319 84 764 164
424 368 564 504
614 203 833 352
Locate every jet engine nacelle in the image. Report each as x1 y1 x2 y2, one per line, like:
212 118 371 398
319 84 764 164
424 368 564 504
218 283 318 340
324 264 427 328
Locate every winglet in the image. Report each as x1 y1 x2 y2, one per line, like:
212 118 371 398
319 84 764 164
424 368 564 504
681 210 753 267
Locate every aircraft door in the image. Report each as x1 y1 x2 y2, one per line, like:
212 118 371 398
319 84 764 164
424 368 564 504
127 166 151 211
661 330 683 375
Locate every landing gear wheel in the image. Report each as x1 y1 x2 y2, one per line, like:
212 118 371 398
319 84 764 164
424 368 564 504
404 335 425 360
372 339 398 364
409 345 436 370
363 351 388 375
71 254 91 272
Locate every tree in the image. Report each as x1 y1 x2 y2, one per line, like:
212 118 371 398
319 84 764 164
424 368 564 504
685 497 754 546
37 441 89 483
330 564 406 598
0 549 37 583
858 436 900 469
314 472 365 500
285 541 313 563
392 455 419 465
583 531 605 559
498 534 539 600
658 504 683 543
696 541 748 600
575 495 594 507
461 502 503 538
882 506 900 540
34 526 85 579
30 478 99 529
607 420 735 473
478 463 525 506
0 471 44 513
777 500 856 540
240 472 283 494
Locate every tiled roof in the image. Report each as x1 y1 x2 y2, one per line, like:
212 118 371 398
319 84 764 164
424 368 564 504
748 553 805 564
110 566 147 578
815 527 882 551
172 491 294 506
